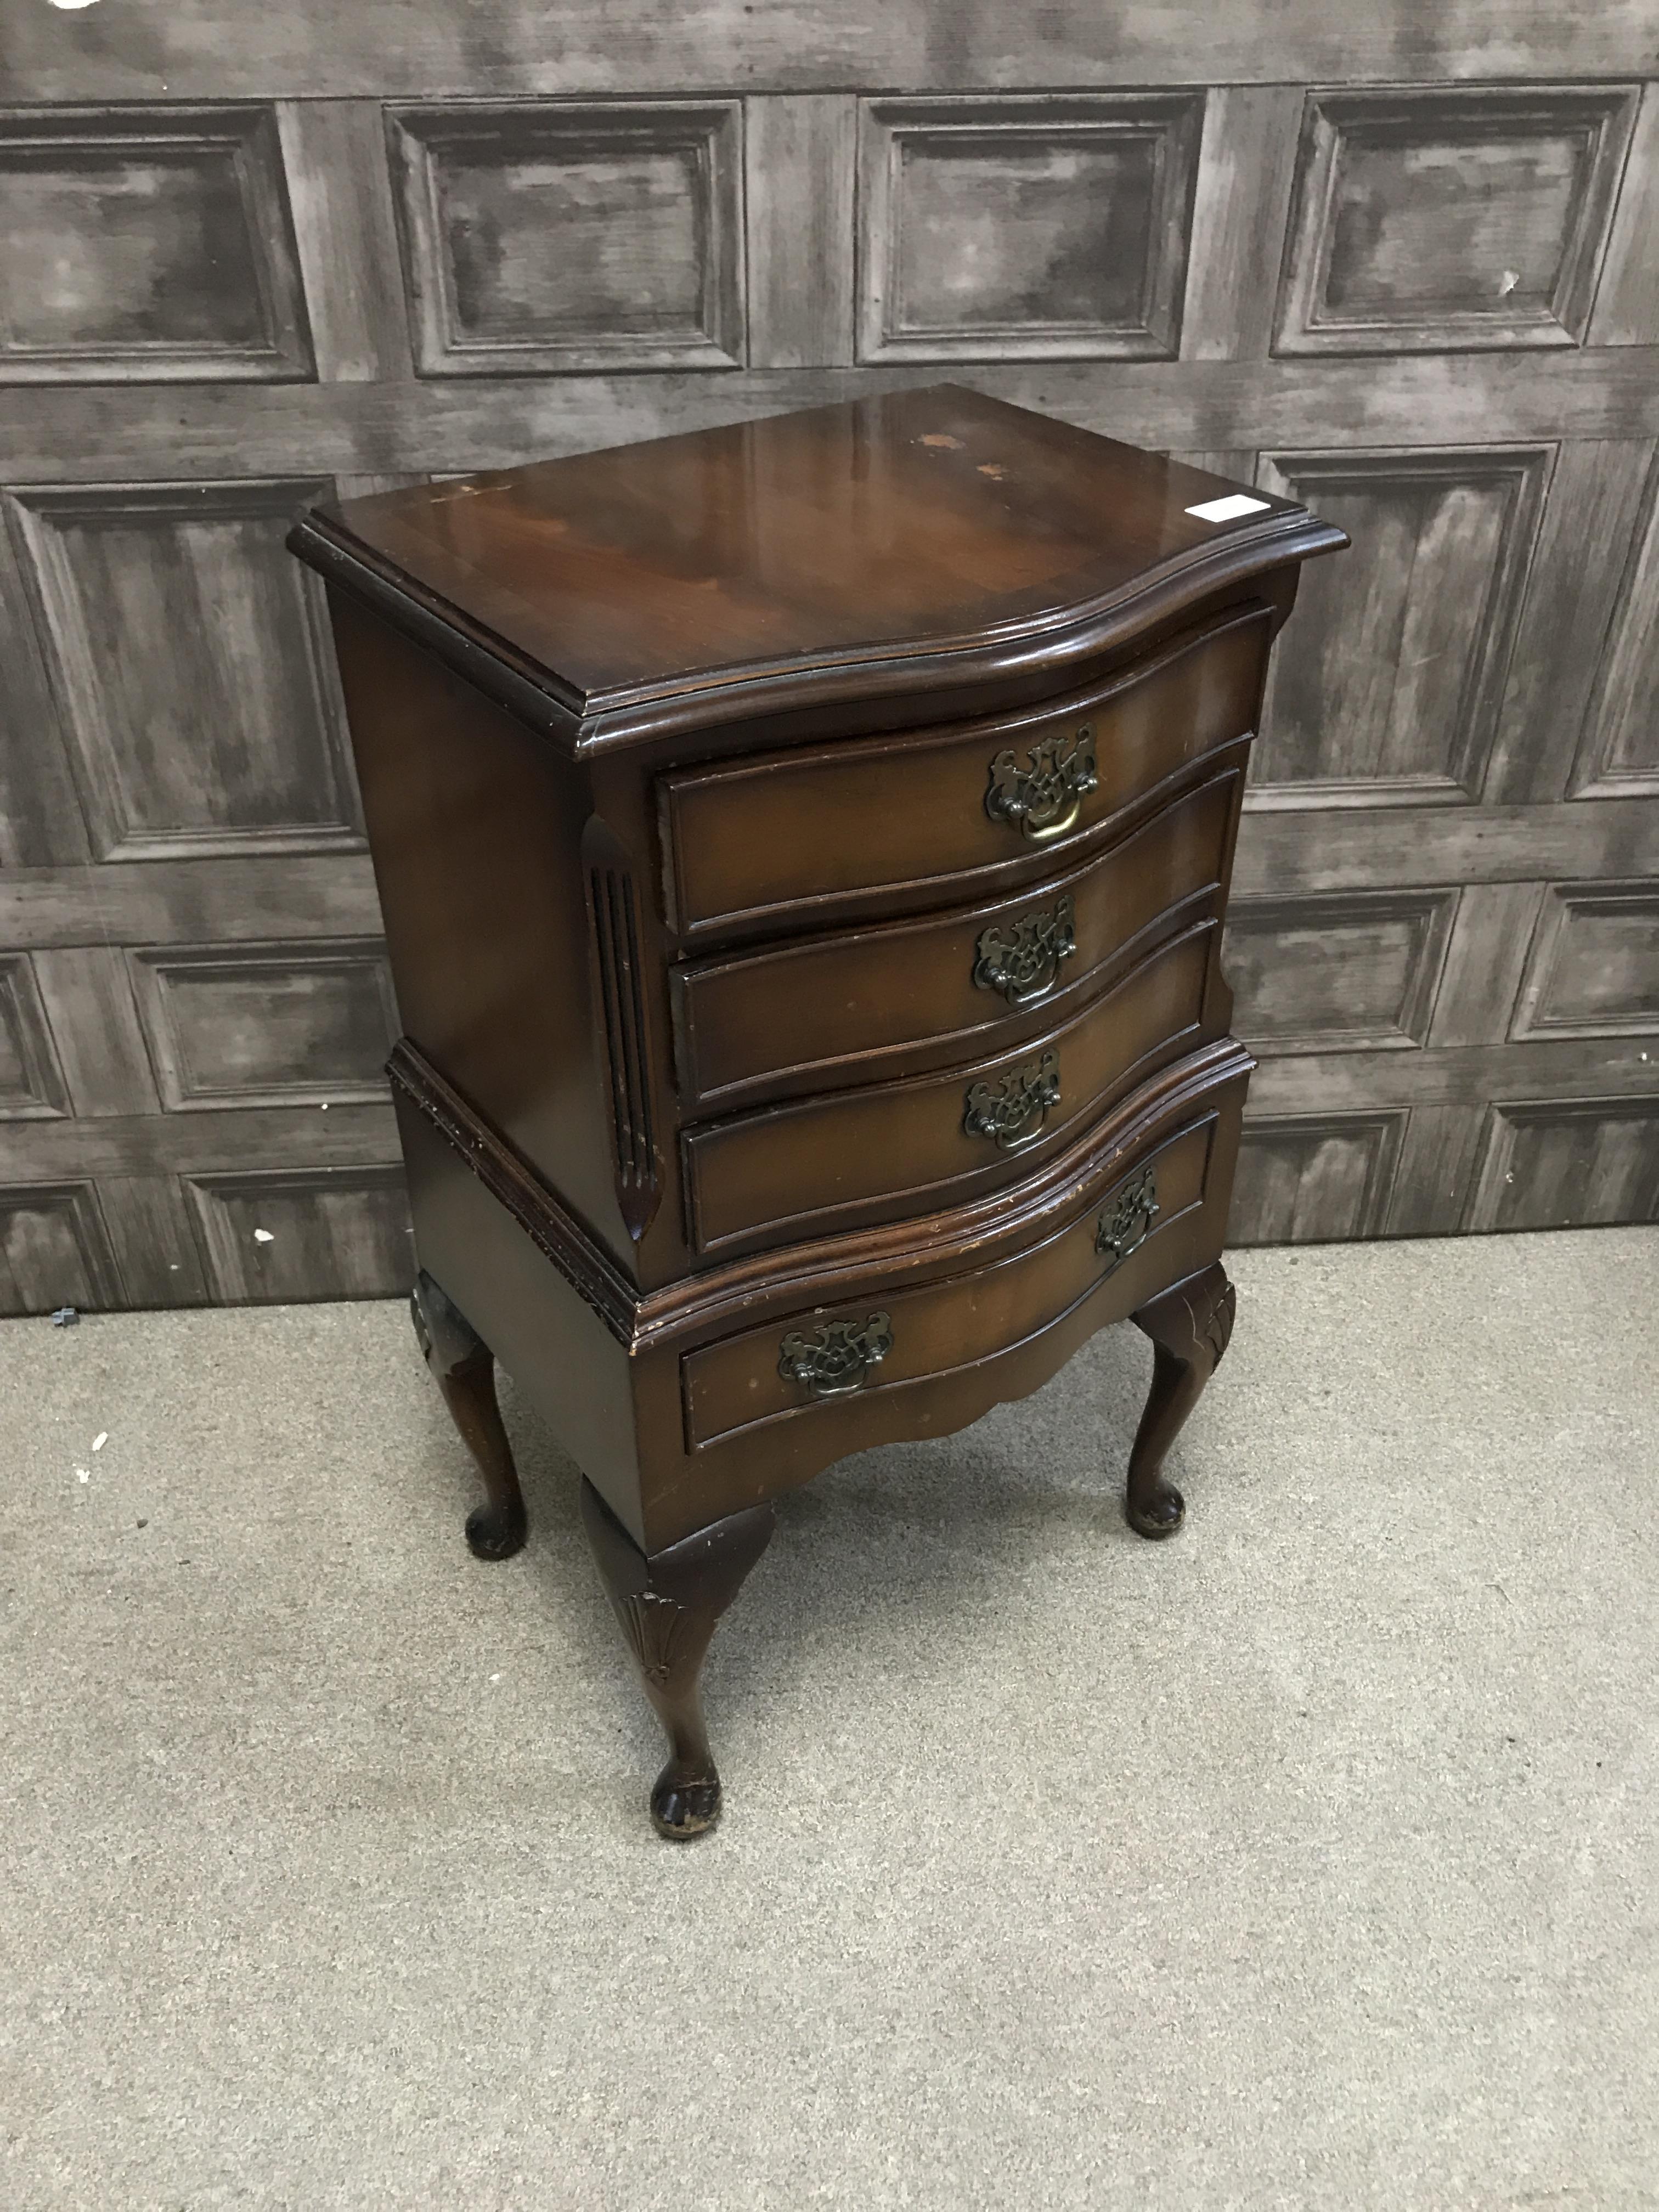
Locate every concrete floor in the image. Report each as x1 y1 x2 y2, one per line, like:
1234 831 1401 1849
1 1228 1655 2211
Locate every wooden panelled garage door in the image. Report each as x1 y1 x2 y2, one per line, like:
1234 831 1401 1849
2 4 1657 1311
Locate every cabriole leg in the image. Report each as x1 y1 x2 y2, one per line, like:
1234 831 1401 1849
1125 1260 1237 1540
580 1479 775 1842
410 1268 528 1561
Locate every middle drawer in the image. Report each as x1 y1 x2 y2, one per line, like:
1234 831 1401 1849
682 916 1220 1256
672 764 1239 1111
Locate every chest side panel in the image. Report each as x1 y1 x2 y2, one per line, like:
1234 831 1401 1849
327 590 629 1264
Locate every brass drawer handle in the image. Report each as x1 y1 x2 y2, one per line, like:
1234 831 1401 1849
972 893 1077 1008
985 724 1098 842
778 1312 893 1400
1096 1165 1159 1273
963 1048 1060 1152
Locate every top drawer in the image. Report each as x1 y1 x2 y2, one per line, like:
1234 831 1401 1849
659 602 1271 940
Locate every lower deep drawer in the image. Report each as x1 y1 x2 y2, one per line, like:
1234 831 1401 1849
682 1107 1222 1448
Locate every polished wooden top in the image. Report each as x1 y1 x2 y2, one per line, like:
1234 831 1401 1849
293 385 1344 748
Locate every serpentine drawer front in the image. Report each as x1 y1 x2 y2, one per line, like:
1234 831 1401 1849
291 382 1343 1838
681 920 1218 1255
659 601 1272 940
682 1107 1223 1451
672 765 1241 1110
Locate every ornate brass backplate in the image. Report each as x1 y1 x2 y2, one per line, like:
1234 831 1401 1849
984 724 1098 842
972 893 1077 1008
777 1312 894 1399
1096 1164 1159 1272
963 1048 1062 1150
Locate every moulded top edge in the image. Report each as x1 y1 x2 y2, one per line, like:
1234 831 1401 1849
565 509 1347 753
295 502 1345 763
291 386 1347 757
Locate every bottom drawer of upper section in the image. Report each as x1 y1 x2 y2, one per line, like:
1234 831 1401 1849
681 1092 1239 1453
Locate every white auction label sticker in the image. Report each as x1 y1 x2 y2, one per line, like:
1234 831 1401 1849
1185 494 1272 523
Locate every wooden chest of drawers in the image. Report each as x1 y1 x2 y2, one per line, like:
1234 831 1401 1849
290 386 1344 1838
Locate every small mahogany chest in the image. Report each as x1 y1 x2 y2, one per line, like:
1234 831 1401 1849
289 386 1344 1838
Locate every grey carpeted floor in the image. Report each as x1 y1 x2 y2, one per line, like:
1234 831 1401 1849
2 1228 1656 2211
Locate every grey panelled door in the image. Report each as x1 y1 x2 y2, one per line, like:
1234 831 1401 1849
1 3 1657 1312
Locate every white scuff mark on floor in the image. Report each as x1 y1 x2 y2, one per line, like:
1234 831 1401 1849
92 1432 108 1452
252 1229 275 1244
